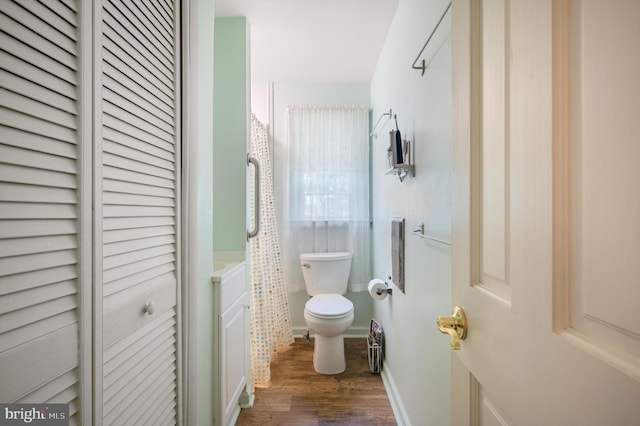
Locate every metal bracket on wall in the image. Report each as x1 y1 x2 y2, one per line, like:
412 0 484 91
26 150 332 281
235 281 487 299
411 2 452 75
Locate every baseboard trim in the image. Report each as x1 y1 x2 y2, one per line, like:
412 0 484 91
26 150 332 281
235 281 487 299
381 365 410 426
292 325 369 339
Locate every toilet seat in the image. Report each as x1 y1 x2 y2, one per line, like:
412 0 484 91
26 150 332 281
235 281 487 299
305 294 354 320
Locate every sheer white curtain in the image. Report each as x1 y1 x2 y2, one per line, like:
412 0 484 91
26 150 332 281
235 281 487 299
249 114 294 387
282 105 371 293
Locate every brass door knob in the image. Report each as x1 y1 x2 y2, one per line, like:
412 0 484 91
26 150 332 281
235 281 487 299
436 306 467 350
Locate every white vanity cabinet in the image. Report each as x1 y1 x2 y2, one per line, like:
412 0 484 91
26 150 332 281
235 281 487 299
212 259 251 426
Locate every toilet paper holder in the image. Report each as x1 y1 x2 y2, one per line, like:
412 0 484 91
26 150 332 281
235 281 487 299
368 278 393 300
376 286 392 296
376 278 393 295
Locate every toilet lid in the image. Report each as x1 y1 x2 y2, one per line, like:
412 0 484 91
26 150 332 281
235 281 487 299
305 294 354 318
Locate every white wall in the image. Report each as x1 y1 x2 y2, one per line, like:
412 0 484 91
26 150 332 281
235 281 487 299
270 82 374 336
370 0 452 424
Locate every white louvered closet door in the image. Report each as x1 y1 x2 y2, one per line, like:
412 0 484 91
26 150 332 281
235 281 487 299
98 0 181 425
0 1 87 424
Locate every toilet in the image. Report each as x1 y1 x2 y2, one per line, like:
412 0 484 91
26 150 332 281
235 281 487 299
300 251 355 374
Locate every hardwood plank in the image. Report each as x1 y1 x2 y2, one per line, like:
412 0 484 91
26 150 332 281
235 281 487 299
236 338 396 425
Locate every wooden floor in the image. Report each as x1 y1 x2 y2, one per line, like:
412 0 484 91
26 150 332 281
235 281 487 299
236 338 397 425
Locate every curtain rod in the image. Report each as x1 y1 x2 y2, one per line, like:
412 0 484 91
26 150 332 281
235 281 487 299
411 2 452 76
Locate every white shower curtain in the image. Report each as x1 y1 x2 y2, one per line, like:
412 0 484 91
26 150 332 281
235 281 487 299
249 114 294 387
282 105 371 293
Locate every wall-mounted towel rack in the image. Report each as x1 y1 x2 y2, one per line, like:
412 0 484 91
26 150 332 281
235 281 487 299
411 223 451 246
411 2 452 76
370 108 392 138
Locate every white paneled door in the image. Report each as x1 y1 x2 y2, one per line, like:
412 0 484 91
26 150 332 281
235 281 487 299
450 0 640 424
0 1 182 424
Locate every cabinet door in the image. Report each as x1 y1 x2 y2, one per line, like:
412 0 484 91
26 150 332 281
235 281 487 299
220 294 248 423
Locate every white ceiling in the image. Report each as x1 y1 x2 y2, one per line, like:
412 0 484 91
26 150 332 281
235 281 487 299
214 0 399 83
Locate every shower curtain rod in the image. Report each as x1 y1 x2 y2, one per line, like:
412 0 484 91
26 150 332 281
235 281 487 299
411 2 452 76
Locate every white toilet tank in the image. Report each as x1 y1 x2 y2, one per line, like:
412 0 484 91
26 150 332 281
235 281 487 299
300 252 352 296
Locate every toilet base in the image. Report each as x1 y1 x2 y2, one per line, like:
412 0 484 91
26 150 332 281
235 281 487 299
312 334 346 374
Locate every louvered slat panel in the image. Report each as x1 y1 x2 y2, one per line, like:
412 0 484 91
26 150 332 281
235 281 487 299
103 271 175 305
12 0 77 41
101 21 173 99
0 14 76 71
103 224 174 242
103 310 175 382
119 367 176 425
102 205 174 218
108 0 174 68
100 0 179 422
104 134 175 170
0 264 76 294
0 295 77 335
0 280 76 315
105 342 176 412
104 244 175 271
1 89 76 129
0 203 77 219
103 101 174 145
0 1 77 53
35 0 77 24
0 164 76 188
17 369 80 424
102 74 174 131
0 0 81 409
132 0 174 51
141 0 174 38
0 33 75 85
102 49 174 114
103 152 174 180
103 252 175 284
108 349 177 425
104 139 174 170
0 324 78 402
102 113 174 153
103 178 175 199
0 144 77 174
0 107 77 144
1 70 77 115
104 216 174 231
156 0 175 23
0 220 76 239
0 182 76 203
103 165 174 189
102 5 173 86
0 311 76 353
103 310 177 421
103 234 175 258
15 368 80 422
103 192 175 208
136 386 176 426
0 125 77 158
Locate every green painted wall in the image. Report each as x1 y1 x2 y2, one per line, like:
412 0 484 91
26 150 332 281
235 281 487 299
213 18 249 251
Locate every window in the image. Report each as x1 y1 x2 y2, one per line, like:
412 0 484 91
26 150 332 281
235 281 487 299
282 105 371 292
